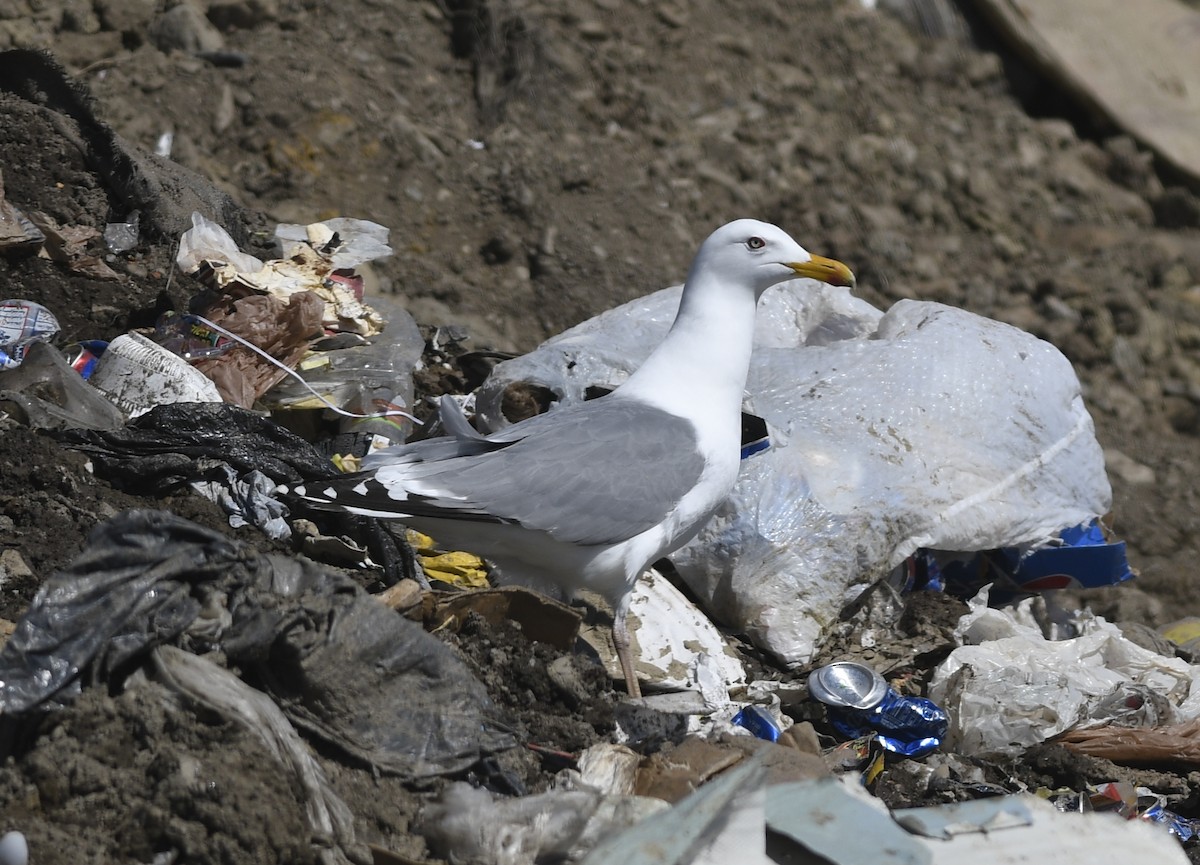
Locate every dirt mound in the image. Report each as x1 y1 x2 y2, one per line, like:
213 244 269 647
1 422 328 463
1 0 1200 861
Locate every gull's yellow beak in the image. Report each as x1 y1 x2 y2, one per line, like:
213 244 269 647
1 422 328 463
788 254 856 288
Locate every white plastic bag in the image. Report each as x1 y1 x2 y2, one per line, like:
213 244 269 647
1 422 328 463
675 299 1110 664
929 592 1200 757
475 284 1111 667
176 211 264 275
474 281 881 429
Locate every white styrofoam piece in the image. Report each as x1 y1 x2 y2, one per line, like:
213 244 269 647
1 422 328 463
89 331 223 418
627 569 746 699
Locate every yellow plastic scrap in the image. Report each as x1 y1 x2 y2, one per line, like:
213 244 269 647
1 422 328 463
1162 618 1200 646
406 529 490 588
330 453 362 473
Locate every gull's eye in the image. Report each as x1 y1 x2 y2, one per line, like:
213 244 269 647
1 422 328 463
746 236 765 250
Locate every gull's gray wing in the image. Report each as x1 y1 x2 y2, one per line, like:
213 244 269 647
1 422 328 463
336 398 707 546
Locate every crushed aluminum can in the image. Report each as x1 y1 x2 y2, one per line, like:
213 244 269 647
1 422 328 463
808 661 890 710
65 340 106 379
732 705 781 742
1142 799 1200 843
0 299 61 369
809 661 948 758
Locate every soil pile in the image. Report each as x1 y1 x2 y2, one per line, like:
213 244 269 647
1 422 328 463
1 0 1200 862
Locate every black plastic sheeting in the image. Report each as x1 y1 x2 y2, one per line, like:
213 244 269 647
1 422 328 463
57 402 419 584
59 402 340 489
0 509 514 779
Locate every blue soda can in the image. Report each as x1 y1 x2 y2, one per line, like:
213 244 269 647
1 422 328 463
808 661 948 758
733 705 781 742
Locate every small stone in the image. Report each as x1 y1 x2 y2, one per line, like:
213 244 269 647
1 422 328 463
1104 448 1155 485
577 19 608 41
60 0 100 33
95 0 155 32
148 1 224 53
0 549 33 582
992 232 1023 260
1037 117 1078 148
206 0 279 30
213 83 236 134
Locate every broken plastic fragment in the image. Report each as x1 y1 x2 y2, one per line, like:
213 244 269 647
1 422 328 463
581 750 774 865
103 211 139 254
919 519 1134 600
893 797 1034 838
88 331 224 417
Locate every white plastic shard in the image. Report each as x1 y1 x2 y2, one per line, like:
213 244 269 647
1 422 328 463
618 569 746 700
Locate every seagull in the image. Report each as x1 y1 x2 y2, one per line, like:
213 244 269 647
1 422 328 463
288 220 854 697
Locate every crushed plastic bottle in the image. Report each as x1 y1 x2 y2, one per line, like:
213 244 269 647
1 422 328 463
261 303 425 452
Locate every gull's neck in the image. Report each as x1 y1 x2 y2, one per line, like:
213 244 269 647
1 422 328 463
616 270 759 421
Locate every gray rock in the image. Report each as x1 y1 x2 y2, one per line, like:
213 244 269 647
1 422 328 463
149 1 224 53
96 0 157 33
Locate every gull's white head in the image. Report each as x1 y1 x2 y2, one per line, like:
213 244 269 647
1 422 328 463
691 218 855 297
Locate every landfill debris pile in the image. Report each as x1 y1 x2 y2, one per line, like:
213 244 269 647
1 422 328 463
3 0 1200 864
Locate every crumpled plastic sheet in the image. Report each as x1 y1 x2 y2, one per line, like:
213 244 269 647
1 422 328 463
0 509 513 778
421 782 667 865
58 401 337 486
929 591 1200 757
56 402 417 580
0 340 126 430
274 219 393 270
190 464 291 539
189 288 325 408
474 283 1110 666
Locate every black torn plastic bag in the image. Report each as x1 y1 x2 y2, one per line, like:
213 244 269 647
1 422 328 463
58 402 339 489
0 510 513 778
57 402 419 584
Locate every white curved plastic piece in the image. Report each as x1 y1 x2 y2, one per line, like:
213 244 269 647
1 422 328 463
89 331 224 418
176 211 264 275
474 284 1110 667
0 832 27 865
626 569 746 699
